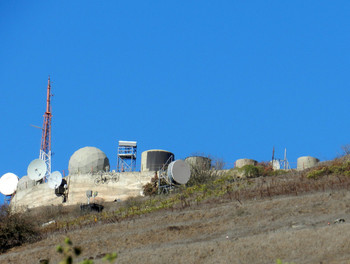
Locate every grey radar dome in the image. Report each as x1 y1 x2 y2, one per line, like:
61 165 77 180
69 146 110 174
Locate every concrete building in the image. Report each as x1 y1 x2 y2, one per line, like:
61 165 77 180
11 146 154 211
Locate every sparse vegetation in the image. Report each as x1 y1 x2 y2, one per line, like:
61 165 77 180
40 237 117 264
142 173 168 196
0 204 40 253
237 164 260 178
234 162 289 178
306 159 350 179
186 163 219 186
3 155 350 262
341 144 350 156
276 259 295 264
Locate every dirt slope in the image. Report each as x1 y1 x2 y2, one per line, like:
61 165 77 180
1 190 350 264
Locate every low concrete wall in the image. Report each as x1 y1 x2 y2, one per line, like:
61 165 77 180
11 171 154 211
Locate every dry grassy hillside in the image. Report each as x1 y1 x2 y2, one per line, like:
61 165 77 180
2 158 350 264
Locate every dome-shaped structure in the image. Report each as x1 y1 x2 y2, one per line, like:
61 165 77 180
68 146 110 174
17 176 36 191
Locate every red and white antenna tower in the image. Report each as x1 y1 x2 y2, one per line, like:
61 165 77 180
39 76 52 180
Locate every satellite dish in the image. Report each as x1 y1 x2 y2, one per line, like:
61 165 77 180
27 159 47 181
0 173 19 195
48 171 62 189
272 160 280 170
167 160 191 185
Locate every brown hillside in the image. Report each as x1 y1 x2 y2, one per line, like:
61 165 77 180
1 166 350 263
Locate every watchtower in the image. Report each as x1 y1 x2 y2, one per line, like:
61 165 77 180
117 141 137 172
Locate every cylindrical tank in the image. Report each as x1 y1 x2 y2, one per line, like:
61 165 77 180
167 160 191 185
297 156 319 170
68 146 110 174
17 176 36 191
235 159 257 168
141 149 174 172
185 156 211 170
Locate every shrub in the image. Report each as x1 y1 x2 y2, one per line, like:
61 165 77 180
306 160 350 179
142 173 167 196
143 182 157 196
0 204 40 253
256 162 273 177
238 165 260 178
186 165 218 186
341 144 350 156
49 237 117 264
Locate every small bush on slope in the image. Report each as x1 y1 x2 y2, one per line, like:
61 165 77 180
0 204 40 253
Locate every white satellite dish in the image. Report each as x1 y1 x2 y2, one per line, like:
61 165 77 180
0 172 19 196
48 171 62 189
272 160 281 170
167 160 191 185
27 159 47 181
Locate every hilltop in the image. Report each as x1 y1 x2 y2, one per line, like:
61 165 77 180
1 158 350 264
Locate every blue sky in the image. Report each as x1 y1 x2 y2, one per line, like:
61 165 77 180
1 1 350 204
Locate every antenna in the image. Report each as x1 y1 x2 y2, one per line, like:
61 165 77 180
0 173 19 196
39 76 53 181
48 171 62 189
27 159 47 181
158 159 191 194
283 148 290 170
167 160 191 185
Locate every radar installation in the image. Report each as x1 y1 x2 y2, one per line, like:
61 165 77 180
39 76 52 181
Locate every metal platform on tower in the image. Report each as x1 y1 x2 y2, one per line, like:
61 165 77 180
117 141 137 172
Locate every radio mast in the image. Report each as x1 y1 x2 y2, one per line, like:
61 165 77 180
39 76 52 181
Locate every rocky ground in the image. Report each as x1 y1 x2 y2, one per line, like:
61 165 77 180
1 189 350 264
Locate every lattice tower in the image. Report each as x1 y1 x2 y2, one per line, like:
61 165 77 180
39 76 52 180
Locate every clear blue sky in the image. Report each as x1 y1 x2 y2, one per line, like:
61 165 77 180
1 1 350 204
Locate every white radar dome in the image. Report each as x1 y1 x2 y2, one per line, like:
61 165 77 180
68 146 110 174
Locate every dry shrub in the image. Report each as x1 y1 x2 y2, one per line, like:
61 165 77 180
187 166 218 186
26 204 82 224
0 204 40 253
305 159 350 179
341 144 350 156
143 173 159 196
123 196 146 209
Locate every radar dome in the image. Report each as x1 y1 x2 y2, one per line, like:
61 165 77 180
68 146 110 174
